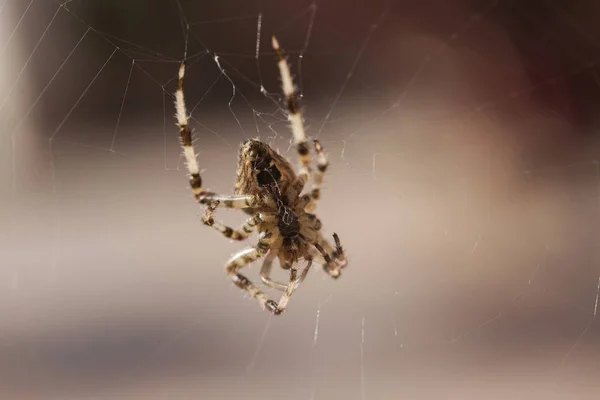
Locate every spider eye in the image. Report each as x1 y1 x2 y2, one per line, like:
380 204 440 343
256 165 281 186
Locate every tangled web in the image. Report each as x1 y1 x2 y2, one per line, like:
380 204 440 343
1 0 600 398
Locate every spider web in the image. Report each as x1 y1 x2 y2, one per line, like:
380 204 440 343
2 0 600 398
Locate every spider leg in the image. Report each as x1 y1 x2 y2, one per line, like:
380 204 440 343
312 233 347 279
198 193 258 208
175 62 257 208
272 36 311 187
275 259 313 313
260 249 288 291
259 243 313 283
306 213 322 230
258 249 312 313
203 201 267 240
226 231 286 315
305 139 329 213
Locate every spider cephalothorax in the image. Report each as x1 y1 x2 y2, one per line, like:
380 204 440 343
174 36 347 315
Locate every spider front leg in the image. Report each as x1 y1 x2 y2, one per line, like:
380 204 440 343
272 36 311 186
175 61 258 209
305 139 328 213
270 39 330 209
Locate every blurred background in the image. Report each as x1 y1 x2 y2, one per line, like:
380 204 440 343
2 0 600 398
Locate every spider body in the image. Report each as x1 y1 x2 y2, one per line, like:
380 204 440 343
175 36 346 315
235 139 320 271
235 139 296 205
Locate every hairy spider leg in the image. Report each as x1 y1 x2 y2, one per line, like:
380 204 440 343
260 248 313 294
305 139 329 213
260 248 288 291
226 231 310 315
203 201 276 241
272 39 330 209
276 259 313 313
226 232 280 314
312 232 347 279
272 36 311 187
175 62 257 209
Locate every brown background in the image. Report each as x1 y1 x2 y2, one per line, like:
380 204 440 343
2 0 600 398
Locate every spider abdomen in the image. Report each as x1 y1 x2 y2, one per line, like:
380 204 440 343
234 139 297 199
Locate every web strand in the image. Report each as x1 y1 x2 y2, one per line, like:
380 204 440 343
0 0 35 59
7 1 600 398
110 59 135 151
0 6 61 114
316 1 396 137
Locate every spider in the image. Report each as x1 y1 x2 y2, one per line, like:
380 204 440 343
174 36 347 315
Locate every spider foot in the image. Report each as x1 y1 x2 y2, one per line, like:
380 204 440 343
265 299 284 315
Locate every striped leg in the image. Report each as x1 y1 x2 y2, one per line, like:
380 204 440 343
198 192 257 208
259 245 312 292
175 62 257 208
275 260 313 313
226 232 284 315
272 36 311 186
305 139 329 213
313 232 347 279
260 249 287 291
203 201 263 240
